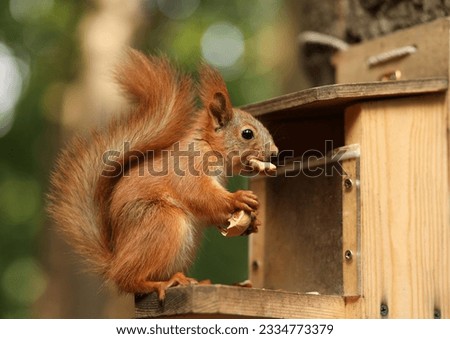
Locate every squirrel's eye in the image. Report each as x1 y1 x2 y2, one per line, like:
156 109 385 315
241 129 254 140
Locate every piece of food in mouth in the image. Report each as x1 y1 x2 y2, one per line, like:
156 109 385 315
249 158 277 174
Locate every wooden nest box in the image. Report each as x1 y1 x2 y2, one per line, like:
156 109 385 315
136 18 450 319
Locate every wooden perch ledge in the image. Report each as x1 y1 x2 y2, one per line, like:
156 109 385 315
135 285 361 319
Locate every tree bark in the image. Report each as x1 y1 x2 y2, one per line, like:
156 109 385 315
346 0 450 42
292 0 450 87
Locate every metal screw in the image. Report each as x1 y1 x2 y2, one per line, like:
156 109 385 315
344 250 353 261
344 178 353 190
380 303 389 317
434 309 441 319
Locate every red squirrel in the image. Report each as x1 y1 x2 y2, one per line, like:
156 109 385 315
48 50 278 300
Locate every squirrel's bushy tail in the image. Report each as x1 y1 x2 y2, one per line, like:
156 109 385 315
47 50 196 276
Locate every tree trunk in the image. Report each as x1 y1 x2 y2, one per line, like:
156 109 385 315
292 0 450 87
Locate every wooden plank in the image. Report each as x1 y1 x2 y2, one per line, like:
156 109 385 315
248 178 266 288
334 18 450 83
135 285 357 319
341 155 361 297
345 94 449 318
243 78 448 119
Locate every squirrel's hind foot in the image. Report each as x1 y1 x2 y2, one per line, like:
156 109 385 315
141 272 210 301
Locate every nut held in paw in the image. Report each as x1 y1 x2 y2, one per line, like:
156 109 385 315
220 210 252 237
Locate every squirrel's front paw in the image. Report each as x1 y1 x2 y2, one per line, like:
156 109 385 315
244 212 261 235
232 190 259 212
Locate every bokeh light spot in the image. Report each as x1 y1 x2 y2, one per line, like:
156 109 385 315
157 0 200 20
201 22 245 69
0 176 40 225
9 0 54 22
1 257 47 305
0 43 23 137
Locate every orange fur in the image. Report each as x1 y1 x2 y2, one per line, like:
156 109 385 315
48 49 277 297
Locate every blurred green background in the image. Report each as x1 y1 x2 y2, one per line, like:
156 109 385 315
0 0 301 318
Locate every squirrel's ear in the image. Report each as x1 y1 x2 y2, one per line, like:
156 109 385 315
209 92 232 127
200 63 233 128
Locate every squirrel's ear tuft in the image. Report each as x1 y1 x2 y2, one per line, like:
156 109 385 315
199 63 233 128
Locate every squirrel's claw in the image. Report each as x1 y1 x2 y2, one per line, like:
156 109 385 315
157 272 197 301
151 272 204 301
